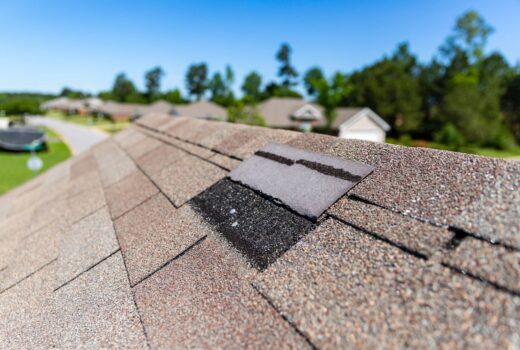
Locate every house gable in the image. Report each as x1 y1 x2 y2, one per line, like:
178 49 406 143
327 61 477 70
291 104 322 121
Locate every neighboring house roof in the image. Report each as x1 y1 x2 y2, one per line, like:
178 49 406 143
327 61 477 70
0 114 519 348
41 97 70 110
146 100 175 115
172 100 227 120
96 101 148 117
257 97 324 128
331 107 391 131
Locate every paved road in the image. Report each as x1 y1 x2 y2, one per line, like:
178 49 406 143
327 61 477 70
27 116 108 155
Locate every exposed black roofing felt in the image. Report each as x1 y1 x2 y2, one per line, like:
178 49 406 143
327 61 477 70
190 179 314 269
229 143 373 220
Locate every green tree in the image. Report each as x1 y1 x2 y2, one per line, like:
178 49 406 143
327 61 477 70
303 67 325 96
503 70 520 142
441 10 494 63
241 71 262 102
144 66 165 102
208 72 227 102
306 71 351 130
348 45 423 135
59 87 89 98
185 63 208 100
162 89 186 104
112 73 137 102
207 65 235 106
276 43 298 88
227 101 266 126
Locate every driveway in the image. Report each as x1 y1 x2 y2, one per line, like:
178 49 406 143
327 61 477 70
27 116 108 155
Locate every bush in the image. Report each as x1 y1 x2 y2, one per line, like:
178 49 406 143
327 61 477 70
486 127 517 150
434 123 465 151
227 103 266 127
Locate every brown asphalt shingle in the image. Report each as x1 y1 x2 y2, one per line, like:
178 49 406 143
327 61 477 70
147 153 226 207
443 237 520 293
55 206 119 288
114 193 212 286
328 197 452 257
0 113 518 348
105 169 159 219
134 235 311 349
255 219 520 349
53 252 148 348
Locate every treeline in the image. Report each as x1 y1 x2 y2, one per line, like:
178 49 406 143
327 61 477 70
0 93 54 116
2 11 519 150
94 11 520 149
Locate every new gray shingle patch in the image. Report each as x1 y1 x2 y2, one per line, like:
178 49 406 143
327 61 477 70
229 143 373 220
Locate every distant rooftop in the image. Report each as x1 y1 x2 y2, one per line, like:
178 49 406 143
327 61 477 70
0 114 519 348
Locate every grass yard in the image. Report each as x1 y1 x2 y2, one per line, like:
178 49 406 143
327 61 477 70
0 127 71 195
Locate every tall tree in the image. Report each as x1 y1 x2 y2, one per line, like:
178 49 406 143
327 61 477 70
303 67 325 96
185 63 208 100
348 44 423 135
441 10 494 63
208 72 227 103
208 65 235 106
241 71 262 102
436 11 514 148
276 43 298 88
144 66 165 102
503 71 520 142
307 71 351 130
162 89 186 104
111 73 137 102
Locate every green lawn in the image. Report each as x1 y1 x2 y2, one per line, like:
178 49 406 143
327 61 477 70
0 127 71 195
47 111 130 134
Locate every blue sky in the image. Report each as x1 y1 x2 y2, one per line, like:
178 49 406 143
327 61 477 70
1 0 519 95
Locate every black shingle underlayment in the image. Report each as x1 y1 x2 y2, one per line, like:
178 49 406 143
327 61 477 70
190 179 314 270
229 143 373 220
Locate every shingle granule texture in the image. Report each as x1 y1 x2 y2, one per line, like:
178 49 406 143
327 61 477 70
123 134 163 160
453 160 520 247
135 112 173 130
114 193 212 286
287 133 517 233
190 179 315 269
214 126 298 159
255 219 520 349
0 261 57 349
0 223 60 291
105 170 159 219
135 142 187 176
328 197 452 256
66 184 106 224
53 252 148 348
148 153 226 206
443 238 520 293
208 152 241 170
134 235 311 349
1 114 519 349
93 140 137 188
55 206 119 288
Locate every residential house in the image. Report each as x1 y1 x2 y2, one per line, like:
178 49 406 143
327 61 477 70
257 97 390 142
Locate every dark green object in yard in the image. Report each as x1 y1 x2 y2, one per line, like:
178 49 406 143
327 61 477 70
0 127 46 152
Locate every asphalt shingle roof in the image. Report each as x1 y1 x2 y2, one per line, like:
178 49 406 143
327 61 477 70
0 114 519 349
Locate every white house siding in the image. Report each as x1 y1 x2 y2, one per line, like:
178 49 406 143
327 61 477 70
339 115 386 142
